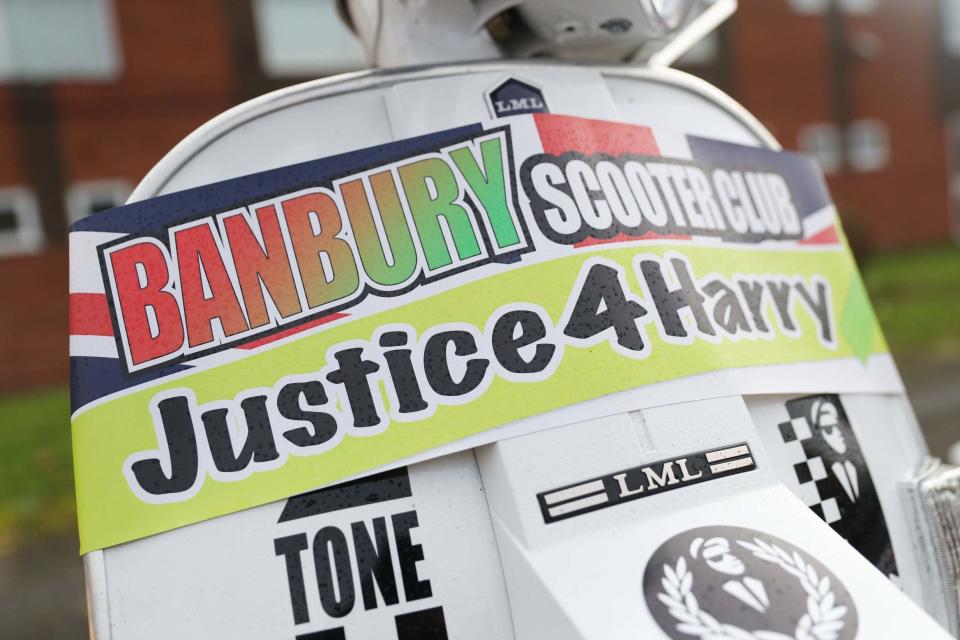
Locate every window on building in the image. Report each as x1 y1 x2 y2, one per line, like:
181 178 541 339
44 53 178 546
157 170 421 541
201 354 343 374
943 0 960 56
787 0 876 14
798 124 843 174
66 180 131 226
0 0 121 81
253 0 367 77
788 0 828 13
0 187 43 257
847 120 890 172
839 0 877 14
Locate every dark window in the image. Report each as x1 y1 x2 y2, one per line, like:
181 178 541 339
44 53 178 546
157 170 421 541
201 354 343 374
0 208 19 232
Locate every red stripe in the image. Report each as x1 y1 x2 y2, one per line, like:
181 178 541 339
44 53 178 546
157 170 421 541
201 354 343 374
534 113 660 156
534 114 667 249
799 226 840 245
69 293 114 336
573 231 693 249
237 313 348 350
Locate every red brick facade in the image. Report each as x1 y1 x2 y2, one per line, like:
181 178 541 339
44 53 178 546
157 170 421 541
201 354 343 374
0 1 248 393
727 0 955 249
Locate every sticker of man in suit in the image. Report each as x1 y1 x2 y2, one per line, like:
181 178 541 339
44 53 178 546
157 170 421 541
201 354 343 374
691 536 770 613
779 394 898 577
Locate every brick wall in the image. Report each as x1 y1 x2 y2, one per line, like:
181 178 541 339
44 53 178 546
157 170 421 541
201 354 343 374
1 250 69 392
731 0 953 249
0 1 239 393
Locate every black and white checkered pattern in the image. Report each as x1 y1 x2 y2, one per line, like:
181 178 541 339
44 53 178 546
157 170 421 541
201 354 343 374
774 395 897 578
778 416 841 524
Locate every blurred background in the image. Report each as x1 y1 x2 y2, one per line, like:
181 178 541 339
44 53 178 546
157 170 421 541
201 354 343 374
0 0 957 637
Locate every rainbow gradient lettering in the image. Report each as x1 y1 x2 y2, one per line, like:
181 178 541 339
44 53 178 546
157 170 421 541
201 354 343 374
102 128 529 372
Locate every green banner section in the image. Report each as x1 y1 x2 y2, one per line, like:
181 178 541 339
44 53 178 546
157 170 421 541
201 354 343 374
73 242 884 553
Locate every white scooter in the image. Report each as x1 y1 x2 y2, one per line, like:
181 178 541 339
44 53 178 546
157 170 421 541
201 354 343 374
72 2 960 638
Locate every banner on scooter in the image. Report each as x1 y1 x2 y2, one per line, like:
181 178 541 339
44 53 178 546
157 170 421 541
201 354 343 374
69 113 892 552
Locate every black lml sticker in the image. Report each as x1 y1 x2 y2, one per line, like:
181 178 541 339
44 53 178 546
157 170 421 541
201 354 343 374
537 443 756 523
778 395 898 577
487 78 548 118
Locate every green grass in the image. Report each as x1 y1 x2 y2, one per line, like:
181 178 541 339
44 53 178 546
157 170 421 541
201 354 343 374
0 387 75 551
861 246 960 357
0 248 956 550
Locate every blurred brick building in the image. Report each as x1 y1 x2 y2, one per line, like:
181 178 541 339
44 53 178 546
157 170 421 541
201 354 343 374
0 0 957 392
0 0 363 392
684 0 960 249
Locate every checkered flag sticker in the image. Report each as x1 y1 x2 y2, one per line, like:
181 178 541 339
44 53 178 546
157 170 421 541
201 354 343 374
778 416 842 524
775 395 898 578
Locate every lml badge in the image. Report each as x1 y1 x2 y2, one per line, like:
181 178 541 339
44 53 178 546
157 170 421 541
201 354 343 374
487 78 549 117
537 444 755 523
644 525 858 640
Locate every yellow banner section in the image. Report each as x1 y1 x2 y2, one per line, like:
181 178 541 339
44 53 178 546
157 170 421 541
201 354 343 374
73 242 882 553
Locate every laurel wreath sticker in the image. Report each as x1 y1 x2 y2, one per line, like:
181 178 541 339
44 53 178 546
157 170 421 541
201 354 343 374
644 526 857 640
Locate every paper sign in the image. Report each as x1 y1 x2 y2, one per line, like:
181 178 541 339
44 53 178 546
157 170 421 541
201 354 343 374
69 114 885 552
